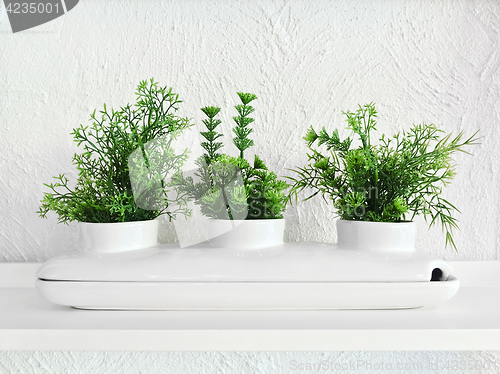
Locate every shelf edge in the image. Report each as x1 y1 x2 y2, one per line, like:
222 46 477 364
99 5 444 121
0 329 499 351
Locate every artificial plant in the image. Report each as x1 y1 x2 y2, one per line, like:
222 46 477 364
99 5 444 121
288 103 479 249
175 92 288 220
38 79 192 223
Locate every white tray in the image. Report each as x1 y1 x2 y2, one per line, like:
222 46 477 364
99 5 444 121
36 276 458 310
36 242 460 310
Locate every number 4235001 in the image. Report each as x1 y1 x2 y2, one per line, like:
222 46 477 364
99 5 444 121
5 2 62 14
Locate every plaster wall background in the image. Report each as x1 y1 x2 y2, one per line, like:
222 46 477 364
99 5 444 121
0 0 499 372
0 351 499 374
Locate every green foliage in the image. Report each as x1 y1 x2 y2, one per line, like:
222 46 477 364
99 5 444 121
289 103 480 250
37 79 192 223
177 93 288 220
232 92 257 159
199 106 223 163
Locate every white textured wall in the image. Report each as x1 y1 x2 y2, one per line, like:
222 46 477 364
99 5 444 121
0 351 499 374
1 0 499 372
1 0 499 261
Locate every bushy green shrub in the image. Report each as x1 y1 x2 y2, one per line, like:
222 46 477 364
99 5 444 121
38 79 192 223
289 103 479 249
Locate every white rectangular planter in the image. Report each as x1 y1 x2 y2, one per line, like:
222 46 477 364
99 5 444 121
36 242 458 310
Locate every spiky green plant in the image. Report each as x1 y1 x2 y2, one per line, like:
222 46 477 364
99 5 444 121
199 106 223 164
176 92 288 220
232 92 257 159
37 79 192 223
288 102 479 250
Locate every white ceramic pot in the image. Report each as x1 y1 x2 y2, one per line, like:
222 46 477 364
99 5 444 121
336 220 416 252
208 219 285 250
79 220 159 253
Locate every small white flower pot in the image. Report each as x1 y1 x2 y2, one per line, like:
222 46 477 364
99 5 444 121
208 219 285 250
79 220 159 253
336 220 416 252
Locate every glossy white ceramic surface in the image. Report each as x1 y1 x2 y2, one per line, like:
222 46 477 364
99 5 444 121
208 219 285 249
37 242 452 283
36 276 459 310
36 241 459 310
79 220 158 253
336 220 417 252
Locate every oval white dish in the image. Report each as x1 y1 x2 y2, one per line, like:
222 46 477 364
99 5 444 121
36 241 459 310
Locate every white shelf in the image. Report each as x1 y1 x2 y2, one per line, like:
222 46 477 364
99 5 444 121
0 261 499 351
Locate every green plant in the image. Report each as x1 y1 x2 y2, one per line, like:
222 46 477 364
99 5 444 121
37 79 192 223
289 103 479 250
175 92 288 220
